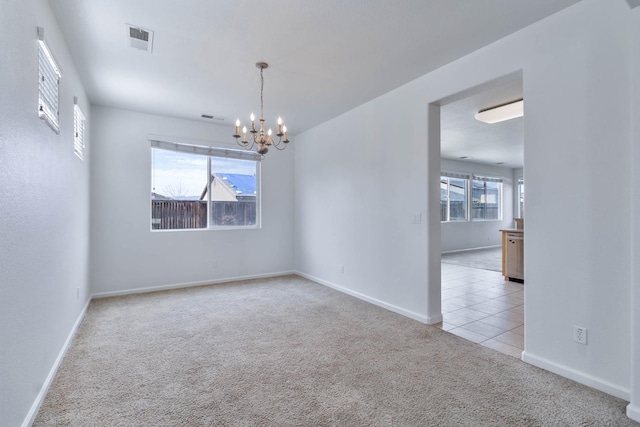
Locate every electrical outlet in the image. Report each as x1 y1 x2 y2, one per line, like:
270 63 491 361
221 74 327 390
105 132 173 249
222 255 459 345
574 326 587 345
212 259 218 269
339 264 344 274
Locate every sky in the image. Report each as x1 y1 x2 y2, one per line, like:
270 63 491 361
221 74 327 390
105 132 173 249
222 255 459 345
151 148 256 199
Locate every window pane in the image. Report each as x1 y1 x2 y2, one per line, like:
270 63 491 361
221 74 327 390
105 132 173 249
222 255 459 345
472 179 501 220
440 177 448 221
472 180 486 220
151 148 208 230
518 182 525 218
210 157 257 227
484 181 500 220
448 177 467 221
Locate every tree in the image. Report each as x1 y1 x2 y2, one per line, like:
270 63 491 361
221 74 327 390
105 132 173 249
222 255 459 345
163 180 187 198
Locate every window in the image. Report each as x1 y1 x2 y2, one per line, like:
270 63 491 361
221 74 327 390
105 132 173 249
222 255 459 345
472 175 502 220
37 27 62 133
73 98 86 160
441 172 469 222
517 177 524 218
150 139 260 230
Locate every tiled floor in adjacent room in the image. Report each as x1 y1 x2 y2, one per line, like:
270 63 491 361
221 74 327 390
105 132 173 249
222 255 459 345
435 263 524 358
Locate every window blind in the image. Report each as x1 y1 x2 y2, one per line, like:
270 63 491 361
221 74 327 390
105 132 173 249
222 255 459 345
37 27 62 133
473 174 503 183
150 139 262 162
74 100 86 160
441 171 471 180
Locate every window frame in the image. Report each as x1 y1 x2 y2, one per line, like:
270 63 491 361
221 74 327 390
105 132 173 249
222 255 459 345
150 138 261 231
517 177 524 218
440 172 470 223
471 175 503 222
37 27 62 133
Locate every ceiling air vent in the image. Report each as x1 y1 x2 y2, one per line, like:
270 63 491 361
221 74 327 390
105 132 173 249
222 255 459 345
125 24 154 53
201 114 225 121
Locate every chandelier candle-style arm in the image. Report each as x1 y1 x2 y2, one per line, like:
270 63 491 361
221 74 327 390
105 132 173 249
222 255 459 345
233 62 291 156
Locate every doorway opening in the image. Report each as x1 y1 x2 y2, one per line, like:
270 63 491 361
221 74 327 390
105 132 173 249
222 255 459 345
433 73 525 358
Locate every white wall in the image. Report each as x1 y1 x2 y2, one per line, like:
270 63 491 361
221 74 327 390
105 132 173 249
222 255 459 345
0 1 90 425
628 4 640 423
440 159 515 253
90 107 294 295
295 0 633 401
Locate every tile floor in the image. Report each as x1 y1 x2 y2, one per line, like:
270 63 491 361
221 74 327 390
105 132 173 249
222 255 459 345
435 263 524 358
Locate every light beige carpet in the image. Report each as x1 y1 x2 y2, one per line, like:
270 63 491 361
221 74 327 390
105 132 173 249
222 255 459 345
34 275 635 426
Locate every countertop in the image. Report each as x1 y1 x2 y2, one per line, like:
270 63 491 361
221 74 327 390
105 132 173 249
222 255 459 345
499 229 524 234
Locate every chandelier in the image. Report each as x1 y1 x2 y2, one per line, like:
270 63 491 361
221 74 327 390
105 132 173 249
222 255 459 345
233 62 290 155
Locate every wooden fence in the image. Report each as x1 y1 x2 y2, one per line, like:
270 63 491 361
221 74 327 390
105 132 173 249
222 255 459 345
441 201 499 221
152 200 256 230
441 201 467 221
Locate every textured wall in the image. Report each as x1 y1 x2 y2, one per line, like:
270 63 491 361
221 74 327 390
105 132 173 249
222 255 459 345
0 1 90 425
628 5 640 422
89 106 295 295
295 0 633 400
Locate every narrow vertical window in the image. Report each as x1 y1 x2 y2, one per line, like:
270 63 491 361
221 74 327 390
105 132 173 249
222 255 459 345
73 97 86 160
37 27 62 133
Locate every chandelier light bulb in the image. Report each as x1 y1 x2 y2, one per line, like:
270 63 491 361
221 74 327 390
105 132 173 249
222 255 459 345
250 113 255 122
282 125 287 133
277 117 282 125
267 128 272 136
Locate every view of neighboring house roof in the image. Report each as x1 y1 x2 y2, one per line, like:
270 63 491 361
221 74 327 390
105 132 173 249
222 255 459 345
440 188 466 202
216 174 256 196
151 192 172 200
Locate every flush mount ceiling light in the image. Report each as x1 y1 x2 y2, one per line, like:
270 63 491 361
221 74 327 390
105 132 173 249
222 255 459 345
233 62 290 156
475 99 523 124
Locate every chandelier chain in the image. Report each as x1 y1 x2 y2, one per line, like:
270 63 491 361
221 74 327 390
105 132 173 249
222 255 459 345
260 67 264 119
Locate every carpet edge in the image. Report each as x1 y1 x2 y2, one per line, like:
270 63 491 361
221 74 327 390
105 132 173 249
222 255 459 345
22 297 91 427
91 270 297 299
295 270 440 324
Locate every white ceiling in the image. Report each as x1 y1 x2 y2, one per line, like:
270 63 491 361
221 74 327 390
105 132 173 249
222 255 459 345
441 78 524 168
49 0 579 137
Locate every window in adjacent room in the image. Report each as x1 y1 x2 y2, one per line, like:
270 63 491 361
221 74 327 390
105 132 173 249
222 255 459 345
150 140 260 230
517 177 524 218
472 175 502 221
37 27 62 133
440 172 469 222
73 98 86 160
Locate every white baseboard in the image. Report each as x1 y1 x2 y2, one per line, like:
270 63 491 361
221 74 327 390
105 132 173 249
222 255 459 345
21 297 91 427
92 270 296 299
296 271 441 325
627 403 640 422
521 351 630 401
441 245 501 255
